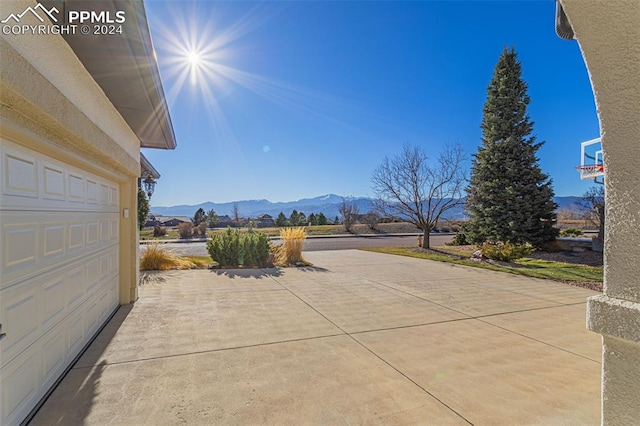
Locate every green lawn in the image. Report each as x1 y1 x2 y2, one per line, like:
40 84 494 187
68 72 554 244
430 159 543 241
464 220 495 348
363 246 603 284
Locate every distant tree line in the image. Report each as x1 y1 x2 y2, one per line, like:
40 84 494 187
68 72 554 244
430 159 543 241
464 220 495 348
189 206 338 228
275 210 329 226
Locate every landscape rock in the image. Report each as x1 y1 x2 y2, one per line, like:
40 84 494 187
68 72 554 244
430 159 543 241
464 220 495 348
470 250 485 262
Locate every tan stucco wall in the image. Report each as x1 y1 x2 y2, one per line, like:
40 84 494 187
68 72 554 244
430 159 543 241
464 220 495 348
559 0 640 423
1 2 141 304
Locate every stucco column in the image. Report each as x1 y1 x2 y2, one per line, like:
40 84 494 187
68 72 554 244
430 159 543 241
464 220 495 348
559 1 640 424
119 177 140 304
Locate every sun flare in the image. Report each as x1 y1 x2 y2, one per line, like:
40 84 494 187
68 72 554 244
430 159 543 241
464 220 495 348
187 51 201 67
150 2 358 151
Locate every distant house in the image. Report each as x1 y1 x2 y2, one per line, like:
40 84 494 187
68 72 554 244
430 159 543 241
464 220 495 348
257 214 275 228
144 215 192 227
217 215 235 227
145 214 162 228
161 216 192 227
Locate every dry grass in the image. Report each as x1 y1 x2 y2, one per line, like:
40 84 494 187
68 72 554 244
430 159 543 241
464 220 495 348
140 244 197 270
275 227 308 266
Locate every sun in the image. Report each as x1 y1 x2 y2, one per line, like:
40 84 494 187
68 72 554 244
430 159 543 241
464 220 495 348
187 51 201 67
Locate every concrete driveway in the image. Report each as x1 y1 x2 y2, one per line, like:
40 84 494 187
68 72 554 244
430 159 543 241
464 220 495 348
31 250 601 425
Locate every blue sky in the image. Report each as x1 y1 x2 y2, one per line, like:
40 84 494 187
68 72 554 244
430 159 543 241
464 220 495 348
143 0 600 207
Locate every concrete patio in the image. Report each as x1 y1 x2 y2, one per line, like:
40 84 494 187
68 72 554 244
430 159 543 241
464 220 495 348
31 250 601 425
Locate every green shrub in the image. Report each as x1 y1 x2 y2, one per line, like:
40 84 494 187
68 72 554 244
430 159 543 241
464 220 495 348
207 228 271 267
449 231 470 246
243 236 256 266
255 232 271 265
559 228 583 237
479 241 534 262
448 222 472 246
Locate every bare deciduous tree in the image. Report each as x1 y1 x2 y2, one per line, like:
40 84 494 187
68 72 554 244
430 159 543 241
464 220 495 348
339 197 359 232
232 202 240 226
361 212 380 231
581 185 605 251
371 144 467 249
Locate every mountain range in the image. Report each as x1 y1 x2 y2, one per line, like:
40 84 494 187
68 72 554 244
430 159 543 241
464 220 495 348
151 194 585 220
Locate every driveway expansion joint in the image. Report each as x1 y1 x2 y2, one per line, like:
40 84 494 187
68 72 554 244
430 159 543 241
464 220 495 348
268 274 474 425
71 333 347 369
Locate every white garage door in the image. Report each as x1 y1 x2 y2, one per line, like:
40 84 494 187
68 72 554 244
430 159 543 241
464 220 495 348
0 139 120 425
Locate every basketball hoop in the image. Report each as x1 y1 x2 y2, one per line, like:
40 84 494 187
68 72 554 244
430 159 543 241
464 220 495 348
578 138 604 182
576 164 604 180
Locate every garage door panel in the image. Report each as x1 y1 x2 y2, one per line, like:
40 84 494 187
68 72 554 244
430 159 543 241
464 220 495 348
1 244 119 371
100 219 110 243
67 172 85 203
1 253 109 367
2 350 38 426
42 222 65 259
84 298 100 338
66 265 86 313
1 143 119 213
0 266 119 425
67 309 86 357
1 299 109 426
1 139 121 425
68 220 85 253
3 223 38 270
41 162 65 201
86 258 100 294
42 329 66 386
2 150 38 199
1 211 118 289
86 179 99 204
86 220 99 247
42 276 66 330
1 283 39 361
110 217 119 241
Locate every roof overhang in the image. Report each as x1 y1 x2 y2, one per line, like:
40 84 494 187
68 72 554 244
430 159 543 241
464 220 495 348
140 152 160 179
555 1 575 40
43 0 177 150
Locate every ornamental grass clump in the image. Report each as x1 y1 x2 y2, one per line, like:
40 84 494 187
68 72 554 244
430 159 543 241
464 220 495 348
140 243 196 270
275 227 308 266
559 228 583 237
479 241 534 263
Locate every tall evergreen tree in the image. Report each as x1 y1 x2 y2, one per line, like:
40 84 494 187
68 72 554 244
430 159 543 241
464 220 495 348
466 47 557 247
308 213 318 226
192 207 206 225
137 188 150 231
275 211 287 227
289 209 300 226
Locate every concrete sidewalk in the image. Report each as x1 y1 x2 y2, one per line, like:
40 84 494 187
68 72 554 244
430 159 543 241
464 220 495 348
31 250 601 425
